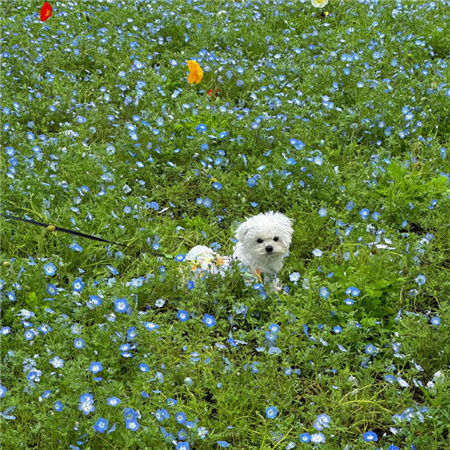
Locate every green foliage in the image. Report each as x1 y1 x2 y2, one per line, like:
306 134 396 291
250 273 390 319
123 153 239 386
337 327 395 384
1 0 450 449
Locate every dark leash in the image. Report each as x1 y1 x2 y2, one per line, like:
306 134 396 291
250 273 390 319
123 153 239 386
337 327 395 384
0 213 174 259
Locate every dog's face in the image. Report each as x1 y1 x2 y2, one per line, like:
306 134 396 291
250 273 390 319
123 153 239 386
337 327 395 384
235 212 294 260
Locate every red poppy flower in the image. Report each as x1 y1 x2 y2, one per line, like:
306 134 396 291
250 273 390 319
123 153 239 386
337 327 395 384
40 2 52 22
207 89 220 97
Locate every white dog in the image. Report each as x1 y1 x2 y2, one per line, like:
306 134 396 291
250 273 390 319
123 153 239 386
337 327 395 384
184 212 294 291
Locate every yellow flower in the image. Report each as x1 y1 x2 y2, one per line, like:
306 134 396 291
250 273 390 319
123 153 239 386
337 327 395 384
216 256 226 266
187 60 203 84
311 0 328 8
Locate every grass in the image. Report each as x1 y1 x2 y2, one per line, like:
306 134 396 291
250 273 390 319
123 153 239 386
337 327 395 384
1 0 450 449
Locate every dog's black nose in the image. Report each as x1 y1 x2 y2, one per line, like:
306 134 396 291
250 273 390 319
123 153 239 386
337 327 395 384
266 245 273 253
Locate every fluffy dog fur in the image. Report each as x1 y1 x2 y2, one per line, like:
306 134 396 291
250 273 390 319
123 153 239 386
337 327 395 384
233 211 294 278
185 212 294 290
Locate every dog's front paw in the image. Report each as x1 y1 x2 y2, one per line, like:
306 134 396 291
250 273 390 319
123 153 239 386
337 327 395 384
270 278 283 292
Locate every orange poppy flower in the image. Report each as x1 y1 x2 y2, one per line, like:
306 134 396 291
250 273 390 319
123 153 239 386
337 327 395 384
40 2 52 22
187 60 203 84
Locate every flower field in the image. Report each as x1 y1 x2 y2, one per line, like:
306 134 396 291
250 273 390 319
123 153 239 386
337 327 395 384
1 1 450 449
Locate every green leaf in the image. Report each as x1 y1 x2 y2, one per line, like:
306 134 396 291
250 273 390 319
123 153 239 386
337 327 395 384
26 292 38 309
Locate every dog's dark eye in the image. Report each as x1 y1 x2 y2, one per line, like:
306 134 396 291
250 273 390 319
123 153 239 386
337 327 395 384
257 238 264 244
273 236 279 241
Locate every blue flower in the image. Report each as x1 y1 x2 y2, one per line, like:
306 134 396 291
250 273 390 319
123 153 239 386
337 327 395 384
43 262 57 276
46 283 58 296
177 310 189 322
155 408 170 421
289 272 301 283
195 123 207 133
115 297 129 313
415 274 426 285
299 433 311 443
177 442 190 450
359 208 370 220
196 426 209 439
72 278 85 293
431 317 440 326
88 362 103 374
126 418 140 431
49 356 64 368
42 390 51 399
265 331 277 342
143 322 159 332
127 327 138 339
175 412 186 424
268 324 280 333
319 287 329 298
27 369 41 383
385 375 395 384
363 431 378 442
345 287 360 297
202 314 216 328
69 242 83 252
79 393 95 415
24 330 35 341
371 211 381 221
314 413 331 430
54 400 64 411
88 295 102 307
73 338 85 348
265 406 278 419
311 433 325 444
107 397 121 406
94 417 109 433
217 442 230 448
346 201 355 211
166 398 177 407
364 344 378 355
0 385 8 398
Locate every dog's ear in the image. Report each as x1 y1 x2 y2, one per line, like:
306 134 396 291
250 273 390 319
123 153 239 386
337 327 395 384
235 220 252 242
278 213 294 236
